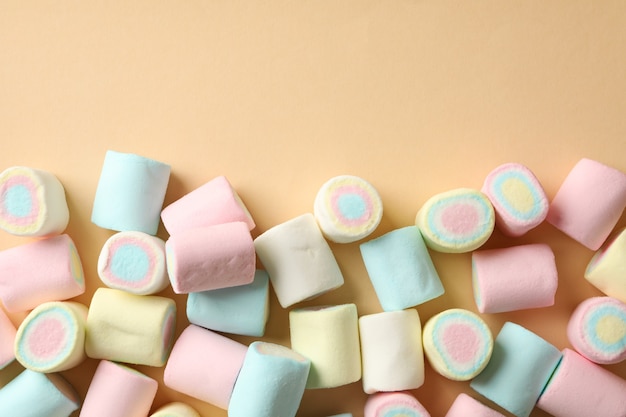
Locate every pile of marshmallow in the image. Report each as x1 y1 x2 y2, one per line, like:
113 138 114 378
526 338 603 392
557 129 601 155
1 150 626 417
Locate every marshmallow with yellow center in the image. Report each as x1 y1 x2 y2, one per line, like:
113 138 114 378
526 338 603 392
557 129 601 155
150 402 201 417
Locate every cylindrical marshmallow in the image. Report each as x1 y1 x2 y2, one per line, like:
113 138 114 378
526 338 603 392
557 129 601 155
166 221 255 294
359 309 424 394
79 360 158 417
150 402 201 417
229 341 311 417
470 322 563 417
98 231 169 295
289 303 361 389
187 269 270 337
567 296 626 364
0 234 85 312
91 150 171 235
422 309 493 381
481 162 549 237
546 158 626 250
445 393 506 417
364 392 431 417
415 188 495 253
313 175 383 243
359 226 444 311
585 228 626 302
0 308 16 369
0 370 80 417
85 288 176 367
472 243 558 313
254 213 344 308
14 301 88 373
164 325 247 410
536 348 626 417
161 175 255 235
0 166 69 237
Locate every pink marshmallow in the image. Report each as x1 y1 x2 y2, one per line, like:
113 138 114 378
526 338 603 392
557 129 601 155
0 308 16 369
365 392 431 417
445 393 506 417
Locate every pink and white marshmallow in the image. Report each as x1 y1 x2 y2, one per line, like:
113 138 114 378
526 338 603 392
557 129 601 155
364 392 431 417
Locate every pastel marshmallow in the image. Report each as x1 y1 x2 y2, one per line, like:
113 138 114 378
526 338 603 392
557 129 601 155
359 309 425 394
161 175 255 235
472 243 558 313
187 270 270 337
0 308 16 369
547 158 626 250
567 296 626 364
481 162 548 237
0 166 69 237
150 402 201 417
536 348 626 417
585 228 626 302
228 341 311 417
254 213 344 308
91 150 170 235
313 175 383 243
79 360 158 417
470 322 562 417
0 234 85 312
85 288 176 367
360 226 444 311
422 308 493 381
445 393 506 417
364 392 431 417
166 221 255 294
14 301 88 373
415 188 495 253
164 325 247 410
0 370 80 417
98 231 169 295
289 303 361 388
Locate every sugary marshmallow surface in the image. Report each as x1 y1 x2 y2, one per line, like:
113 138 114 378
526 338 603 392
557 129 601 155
150 402 201 417
585 227 626 303
364 391 431 417
445 393 505 417
0 308 16 369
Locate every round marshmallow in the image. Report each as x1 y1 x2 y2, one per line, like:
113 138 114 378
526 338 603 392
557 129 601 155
472 243 558 313
0 166 69 237
85 288 176 367
289 303 361 389
0 234 85 312
14 301 88 373
98 231 169 295
254 213 344 308
445 393 506 417
0 308 16 369
359 226 444 311
165 221 255 294
79 360 158 417
313 175 383 243
364 392 431 417
585 228 626 303
150 402 201 417
546 158 626 250
91 150 170 235
164 325 247 410
229 341 311 417
415 188 495 253
359 309 425 394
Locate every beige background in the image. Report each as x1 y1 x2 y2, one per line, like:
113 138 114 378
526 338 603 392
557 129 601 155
2 1 626 416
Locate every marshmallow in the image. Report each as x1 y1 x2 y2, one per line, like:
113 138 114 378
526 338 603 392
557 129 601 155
445 393 506 417
229 341 311 417
313 175 383 243
91 150 170 235
0 308 16 369
14 301 88 373
85 288 176 367
187 270 270 337
471 243 558 313
0 234 85 312
79 360 158 417
0 370 80 417
150 402 201 417
254 213 344 308
422 308 493 381
166 221 255 294
537 348 626 417
98 231 169 295
567 296 626 364
585 228 626 302
164 325 247 410
0 166 69 237
359 309 424 394
481 162 548 237
364 392 431 417
161 175 255 235
547 158 626 250
359 226 444 311
327 414 353 417
470 322 562 417
415 188 495 253
289 303 361 388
